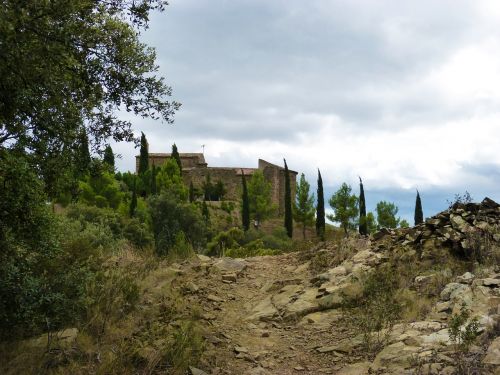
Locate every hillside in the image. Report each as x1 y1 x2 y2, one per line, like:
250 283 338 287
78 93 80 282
2 199 499 375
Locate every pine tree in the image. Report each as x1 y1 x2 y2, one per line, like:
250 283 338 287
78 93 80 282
189 181 195 203
294 173 315 239
359 177 367 235
241 170 250 231
284 159 293 238
414 190 423 225
130 177 137 217
138 132 149 175
103 144 115 171
315 169 326 240
151 164 157 195
171 143 182 173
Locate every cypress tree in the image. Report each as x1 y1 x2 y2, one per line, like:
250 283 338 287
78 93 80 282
171 143 182 173
315 169 325 240
241 170 250 231
130 177 137 217
284 159 293 238
189 181 195 203
138 132 149 175
359 177 367 235
151 164 157 195
103 144 115 171
414 190 423 225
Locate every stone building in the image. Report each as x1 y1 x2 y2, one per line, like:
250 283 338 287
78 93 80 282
135 153 298 215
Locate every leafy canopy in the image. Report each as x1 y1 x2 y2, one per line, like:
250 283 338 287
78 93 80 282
294 173 315 239
0 0 178 184
376 201 400 229
247 170 275 226
328 182 359 235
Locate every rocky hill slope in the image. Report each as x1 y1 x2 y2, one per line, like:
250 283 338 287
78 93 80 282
177 198 500 374
3 199 499 375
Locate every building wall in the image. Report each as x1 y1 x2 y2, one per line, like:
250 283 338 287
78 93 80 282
135 154 297 215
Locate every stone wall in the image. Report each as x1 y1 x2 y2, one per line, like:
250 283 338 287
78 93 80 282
135 153 298 215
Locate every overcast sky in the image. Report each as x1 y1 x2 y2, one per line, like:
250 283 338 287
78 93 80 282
114 0 500 222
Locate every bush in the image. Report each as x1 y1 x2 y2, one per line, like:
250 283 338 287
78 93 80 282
149 192 207 256
66 203 153 249
342 265 402 356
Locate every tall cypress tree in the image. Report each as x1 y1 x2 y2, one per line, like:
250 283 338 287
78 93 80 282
189 181 195 203
150 164 157 195
138 132 149 175
359 177 367 235
414 190 423 225
241 170 250 231
172 143 182 173
103 144 115 171
315 169 325 240
284 159 293 238
130 177 137 217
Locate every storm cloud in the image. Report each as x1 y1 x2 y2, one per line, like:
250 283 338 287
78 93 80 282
113 0 500 221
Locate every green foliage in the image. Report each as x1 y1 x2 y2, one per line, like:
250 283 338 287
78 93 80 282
247 170 276 227
221 201 235 214
448 305 480 354
208 227 292 258
129 179 137 217
241 172 250 231
103 145 115 172
163 321 205 374
359 177 367 235
316 169 326 240
156 158 188 200
360 212 378 234
284 159 293 238
0 0 179 193
78 171 124 209
400 219 410 228
75 128 92 178
189 181 195 202
207 228 244 257
294 173 315 239
202 201 210 224
149 192 206 256
342 266 402 355
66 203 153 249
138 132 149 175
0 197 143 340
171 143 182 173
167 232 195 261
376 201 400 229
414 190 424 225
202 173 225 201
150 164 158 195
328 183 359 235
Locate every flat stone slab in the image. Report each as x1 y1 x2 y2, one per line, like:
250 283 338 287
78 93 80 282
213 258 248 274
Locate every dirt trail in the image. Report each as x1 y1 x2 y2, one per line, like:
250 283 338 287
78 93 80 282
174 252 357 375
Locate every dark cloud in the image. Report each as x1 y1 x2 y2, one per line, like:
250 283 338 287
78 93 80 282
114 1 500 205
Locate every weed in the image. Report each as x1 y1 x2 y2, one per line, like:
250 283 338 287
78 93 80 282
448 305 481 374
342 265 402 356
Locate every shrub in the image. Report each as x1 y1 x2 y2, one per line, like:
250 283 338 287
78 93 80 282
342 265 402 356
149 192 207 256
448 305 480 374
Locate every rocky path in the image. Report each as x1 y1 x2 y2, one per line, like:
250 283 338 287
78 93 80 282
171 200 500 375
177 253 359 375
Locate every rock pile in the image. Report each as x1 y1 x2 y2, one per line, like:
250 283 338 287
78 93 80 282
374 197 500 260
